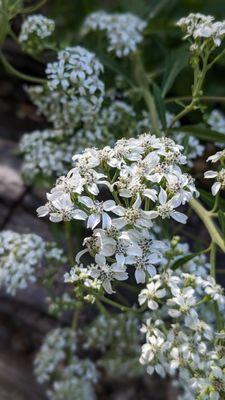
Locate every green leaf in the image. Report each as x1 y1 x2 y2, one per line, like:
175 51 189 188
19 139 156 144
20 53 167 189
171 252 201 270
199 189 225 212
218 210 225 241
153 83 166 129
170 125 225 143
161 46 189 97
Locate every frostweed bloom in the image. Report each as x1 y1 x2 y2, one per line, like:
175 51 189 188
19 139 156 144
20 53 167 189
137 111 204 167
204 168 225 195
19 14 55 53
207 149 225 163
177 13 225 48
46 46 104 106
83 313 144 378
82 11 147 57
19 129 78 182
27 46 104 130
38 133 198 293
0 231 64 295
34 327 98 400
139 264 225 399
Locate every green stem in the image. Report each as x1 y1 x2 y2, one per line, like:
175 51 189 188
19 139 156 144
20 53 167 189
169 52 209 128
133 52 160 135
64 222 74 265
22 0 48 13
210 243 222 330
166 95 225 104
190 198 225 252
101 296 133 312
0 52 46 84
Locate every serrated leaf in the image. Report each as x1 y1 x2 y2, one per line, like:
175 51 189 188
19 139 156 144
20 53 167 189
153 83 166 129
170 125 225 143
161 46 189 97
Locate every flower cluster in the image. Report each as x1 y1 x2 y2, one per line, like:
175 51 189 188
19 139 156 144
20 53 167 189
207 109 225 148
19 129 78 182
27 46 105 131
38 133 198 293
83 313 144 378
82 11 147 57
46 46 104 115
204 149 225 195
137 111 204 167
19 14 55 53
139 263 225 399
0 231 64 295
34 328 98 400
177 13 225 48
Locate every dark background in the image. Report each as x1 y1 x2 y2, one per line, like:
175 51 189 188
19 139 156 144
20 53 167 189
0 0 225 398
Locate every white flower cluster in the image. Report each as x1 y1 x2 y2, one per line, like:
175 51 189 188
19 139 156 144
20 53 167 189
137 111 204 167
177 13 225 48
204 149 225 195
82 11 147 57
46 46 104 117
19 129 78 182
27 46 105 131
0 231 64 295
207 109 225 148
139 265 225 399
19 14 55 53
38 133 198 293
83 313 143 378
34 328 98 400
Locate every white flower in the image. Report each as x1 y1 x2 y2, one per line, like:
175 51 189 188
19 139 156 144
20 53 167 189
82 11 147 57
19 14 55 53
0 231 64 295
90 258 128 294
177 13 225 48
19 129 78 182
204 169 225 195
78 196 116 229
167 287 196 318
139 281 166 309
148 188 188 224
207 149 225 163
111 195 154 229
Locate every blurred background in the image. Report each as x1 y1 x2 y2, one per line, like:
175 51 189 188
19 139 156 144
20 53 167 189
0 0 225 398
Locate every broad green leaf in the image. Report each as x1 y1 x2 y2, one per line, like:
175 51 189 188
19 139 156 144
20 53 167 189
153 83 166 129
199 189 225 212
161 46 189 97
171 252 201 270
170 125 225 143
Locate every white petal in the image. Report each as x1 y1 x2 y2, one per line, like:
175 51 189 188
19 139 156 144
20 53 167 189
103 200 116 211
212 182 221 196
204 170 218 179
72 209 87 220
171 211 187 224
102 212 111 229
78 196 94 208
87 214 101 229
135 269 146 283
158 187 167 205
